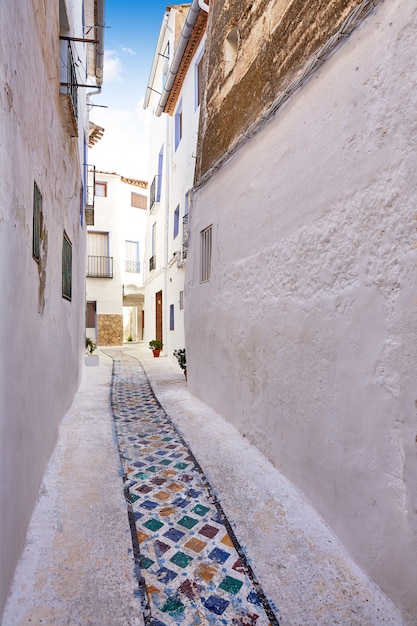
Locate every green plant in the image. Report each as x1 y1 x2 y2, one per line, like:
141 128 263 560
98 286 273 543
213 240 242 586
149 339 163 350
173 348 186 371
127 335 133 342
86 336 96 354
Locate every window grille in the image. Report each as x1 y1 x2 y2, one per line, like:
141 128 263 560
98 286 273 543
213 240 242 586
62 232 72 300
32 181 42 262
200 225 212 283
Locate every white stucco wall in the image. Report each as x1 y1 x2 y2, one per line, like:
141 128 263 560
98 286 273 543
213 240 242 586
0 0 89 616
144 8 204 359
86 171 147 341
185 1 417 621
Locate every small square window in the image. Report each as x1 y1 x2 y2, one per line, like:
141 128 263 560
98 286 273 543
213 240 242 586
62 231 72 300
95 181 107 197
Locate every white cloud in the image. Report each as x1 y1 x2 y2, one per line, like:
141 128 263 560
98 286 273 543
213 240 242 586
103 49 124 83
121 46 136 56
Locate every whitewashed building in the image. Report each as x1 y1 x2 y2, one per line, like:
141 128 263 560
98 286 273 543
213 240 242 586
0 0 104 616
143 2 207 359
186 0 417 622
86 172 148 345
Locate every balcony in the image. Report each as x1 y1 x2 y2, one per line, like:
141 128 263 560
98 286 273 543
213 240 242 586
87 255 113 278
125 260 141 273
59 39 78 137
149 175 161 210
149 255 156 272
85 166 95 226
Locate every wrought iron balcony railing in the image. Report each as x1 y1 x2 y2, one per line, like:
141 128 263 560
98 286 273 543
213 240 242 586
149 175 161 209
125 260 141 273
59 39 78 132
87 255 113 278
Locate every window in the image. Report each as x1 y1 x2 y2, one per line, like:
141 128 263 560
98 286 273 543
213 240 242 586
195 50 204 109
173 205 179 239
62 231 72 300
175 101 182 150
87 231 113 278
95 181 107 197
131 192 147 209
32 181 42 262
225 27 238 76
200 225 212 283
169 304 174 330
179 291 184 310
125 240 140 273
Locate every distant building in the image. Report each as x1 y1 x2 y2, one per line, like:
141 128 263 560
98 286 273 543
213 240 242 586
143 2 208 357
86 172 148 345
0 0 104 616
186 0 417 621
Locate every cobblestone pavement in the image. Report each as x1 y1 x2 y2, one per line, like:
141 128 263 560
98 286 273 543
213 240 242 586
108 349 279 626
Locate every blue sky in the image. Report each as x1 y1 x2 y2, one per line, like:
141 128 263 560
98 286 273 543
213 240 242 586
89 0 171 180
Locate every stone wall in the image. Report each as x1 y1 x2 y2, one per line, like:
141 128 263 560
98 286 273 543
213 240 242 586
196 0 363 179
97 314 123 346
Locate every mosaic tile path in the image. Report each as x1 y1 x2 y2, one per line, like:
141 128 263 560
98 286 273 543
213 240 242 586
107 350 279 626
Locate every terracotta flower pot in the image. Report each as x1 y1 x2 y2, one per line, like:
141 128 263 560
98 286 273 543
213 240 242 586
152 349 161 357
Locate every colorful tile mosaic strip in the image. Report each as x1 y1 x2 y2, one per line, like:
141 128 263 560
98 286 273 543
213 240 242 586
108 350 279 626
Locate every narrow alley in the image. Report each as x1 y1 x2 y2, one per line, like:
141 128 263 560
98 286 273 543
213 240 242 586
2 345 404 625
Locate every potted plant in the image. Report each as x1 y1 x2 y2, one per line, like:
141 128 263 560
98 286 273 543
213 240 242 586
149 339 163 357
173 348 187 380
85 336 99 366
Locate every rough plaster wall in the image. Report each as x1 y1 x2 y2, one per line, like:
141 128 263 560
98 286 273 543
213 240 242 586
186 1 417 621
0 0 85 615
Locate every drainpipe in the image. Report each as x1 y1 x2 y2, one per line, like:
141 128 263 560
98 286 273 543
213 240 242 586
155 0 209 117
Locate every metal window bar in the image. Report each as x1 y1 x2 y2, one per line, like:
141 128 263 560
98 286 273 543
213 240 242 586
64 40 78 122
32 182 42 262
150 175 161 208
62 233 73 300
86 166 95 208
149 255 156 271
125 260 141 273
87 255 113 278
200 225 212 283
182 213 189 259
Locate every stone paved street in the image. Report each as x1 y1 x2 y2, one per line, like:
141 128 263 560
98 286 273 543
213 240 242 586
2 345 405 625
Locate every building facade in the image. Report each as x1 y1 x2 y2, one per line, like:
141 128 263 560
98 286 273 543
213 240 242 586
143 2 207 359
185 0 417 622
0 0 104 615
86 172 148 345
